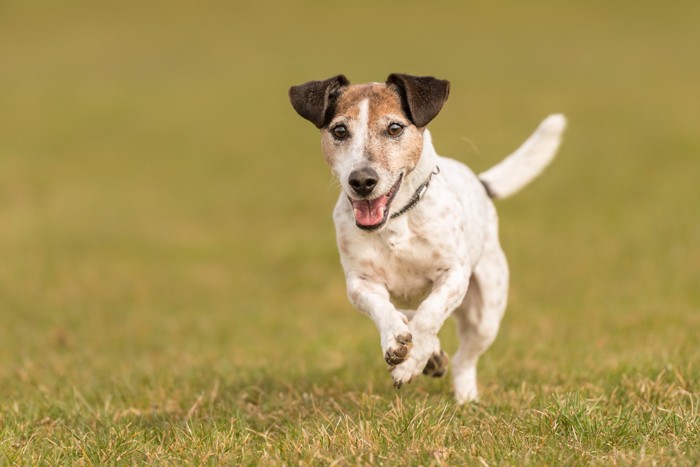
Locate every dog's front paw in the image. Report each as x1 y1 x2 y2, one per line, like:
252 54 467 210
384 332 413 366
390 359 421 388
390 333 439 388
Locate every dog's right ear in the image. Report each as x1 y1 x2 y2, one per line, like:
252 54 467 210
289 75 350 128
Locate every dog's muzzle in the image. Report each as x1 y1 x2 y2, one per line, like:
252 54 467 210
349 174 403 231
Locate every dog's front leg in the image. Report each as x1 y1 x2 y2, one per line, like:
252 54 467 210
390 267 471 387
346 275 414 368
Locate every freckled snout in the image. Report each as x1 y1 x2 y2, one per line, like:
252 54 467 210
348 167 378 198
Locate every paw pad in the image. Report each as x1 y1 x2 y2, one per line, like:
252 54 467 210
384 332 413 366
422 350 449 377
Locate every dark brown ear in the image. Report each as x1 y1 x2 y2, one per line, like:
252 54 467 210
288 75 350 128
386 74 450 127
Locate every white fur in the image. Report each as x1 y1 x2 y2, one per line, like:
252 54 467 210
351 99 370 162
479 114 567 199
332 115 566 403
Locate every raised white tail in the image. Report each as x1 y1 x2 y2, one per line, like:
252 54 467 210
479 114 567 199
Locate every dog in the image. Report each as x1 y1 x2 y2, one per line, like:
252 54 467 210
289 74 566 403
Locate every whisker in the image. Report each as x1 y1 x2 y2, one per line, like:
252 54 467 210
326 175 342 192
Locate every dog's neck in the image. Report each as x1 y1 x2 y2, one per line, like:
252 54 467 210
392 129 439 211
377 130 440 246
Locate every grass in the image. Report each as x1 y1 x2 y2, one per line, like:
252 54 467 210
1 0 699 464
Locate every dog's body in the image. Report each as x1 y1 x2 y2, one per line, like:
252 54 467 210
289 75 566 403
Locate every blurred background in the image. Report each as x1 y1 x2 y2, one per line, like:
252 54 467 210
1 0 698 395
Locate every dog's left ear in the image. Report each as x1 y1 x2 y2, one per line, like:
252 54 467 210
386 74 450 127
289 75 350 128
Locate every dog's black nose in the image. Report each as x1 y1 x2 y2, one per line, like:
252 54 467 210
348 168 378 197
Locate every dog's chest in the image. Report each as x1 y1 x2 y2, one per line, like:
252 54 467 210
382 233 435 308
360 217 462 308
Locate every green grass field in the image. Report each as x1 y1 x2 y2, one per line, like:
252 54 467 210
1 1 699 464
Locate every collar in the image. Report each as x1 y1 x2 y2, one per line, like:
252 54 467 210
390 165 440 219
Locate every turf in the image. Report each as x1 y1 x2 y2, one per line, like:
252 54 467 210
1 0 699 464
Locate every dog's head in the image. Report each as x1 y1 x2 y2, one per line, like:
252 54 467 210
289 74 449 231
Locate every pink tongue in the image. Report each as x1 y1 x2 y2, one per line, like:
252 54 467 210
352 195 388 226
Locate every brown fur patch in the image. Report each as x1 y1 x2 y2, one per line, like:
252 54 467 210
322 83 424 175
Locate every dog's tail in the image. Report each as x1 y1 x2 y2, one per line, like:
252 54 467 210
478 114 567 199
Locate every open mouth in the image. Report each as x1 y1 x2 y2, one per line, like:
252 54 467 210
349 174 403 231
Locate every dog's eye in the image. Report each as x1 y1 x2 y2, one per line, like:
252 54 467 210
331 124 349 140
387 123 404 137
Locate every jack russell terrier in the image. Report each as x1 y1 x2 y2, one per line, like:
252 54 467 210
289 74 566 403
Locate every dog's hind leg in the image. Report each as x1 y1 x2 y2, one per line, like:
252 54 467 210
451 241 509 403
